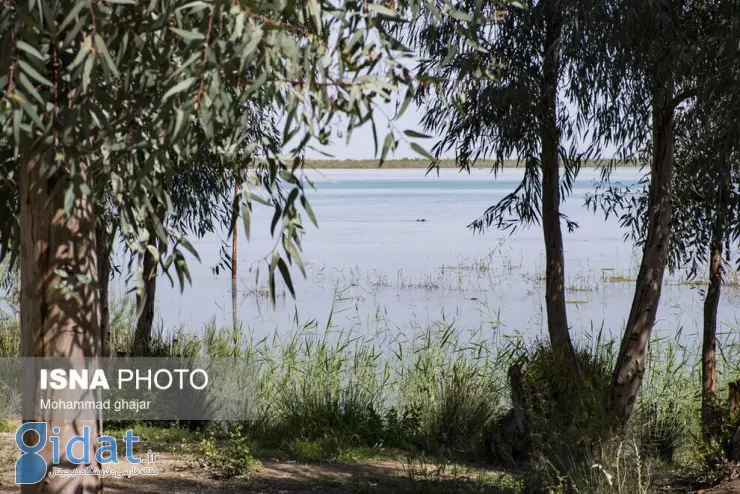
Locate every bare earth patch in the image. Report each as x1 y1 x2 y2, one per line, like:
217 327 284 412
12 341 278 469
0 432 418 494
6 430 740 493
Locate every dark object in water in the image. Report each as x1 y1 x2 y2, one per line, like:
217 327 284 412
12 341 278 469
416 218 426 222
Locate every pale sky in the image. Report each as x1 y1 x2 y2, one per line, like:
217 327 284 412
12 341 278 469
302 96 619 161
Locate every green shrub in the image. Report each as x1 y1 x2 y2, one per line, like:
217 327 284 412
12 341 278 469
383 406 423 448
520 345 613 465
199 423 261 479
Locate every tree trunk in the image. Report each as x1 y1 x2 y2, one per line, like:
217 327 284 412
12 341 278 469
702 228 722 436
20 144 102 493
232 183 238 331
540 8 576 365
730 381 740 461
610 92 675 423
233 183 239 282
133 230 157 356
96 221 112 358
702 156 730 437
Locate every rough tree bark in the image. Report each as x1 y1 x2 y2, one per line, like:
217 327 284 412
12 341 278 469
702 159 730 437
610 90 677 423
702 223 722 436
540 8 577 366
96 221 112 358
20 143 102 493
133 229 157 356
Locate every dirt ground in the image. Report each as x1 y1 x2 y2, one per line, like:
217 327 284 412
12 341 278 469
3 430 740 493
0 430 427 494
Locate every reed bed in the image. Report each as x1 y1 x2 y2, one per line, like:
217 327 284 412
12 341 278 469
2 286 739 491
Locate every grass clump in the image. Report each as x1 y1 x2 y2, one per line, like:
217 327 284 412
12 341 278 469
414 362 499 455
536 440 651 493
0 313 19 358
632 399 688 463
519 346 613 461
199 423 262 479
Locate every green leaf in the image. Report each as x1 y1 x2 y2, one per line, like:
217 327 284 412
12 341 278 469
300 196 318 227
380 133 394 164
368 3 397 17
175 1 211 12
12 109 21 155
59 2 86 32
268 252 279 305
250 193 271 207
162 77 196 102
67 37 91 70
243 72 267 98
241 203 251 241
284 238 305 277
404 129 433 139
18 73 44 105
16 41 45 61
277 258 295 297
178 237 201 262
449 9 472 22
63 187 75 214
397 86 414 119
82 56 94 92
18 60 52 87
146 245 160 263
94 34 119 77
173 108 185 141
411 142 436 161
242 28 263 59
20 97 43 128
170 28 205 42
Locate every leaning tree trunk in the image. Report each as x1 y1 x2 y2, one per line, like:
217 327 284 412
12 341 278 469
133 229 157 356
20 144 102 493
540 8 577 366
702 221 723 436
610 92 676 423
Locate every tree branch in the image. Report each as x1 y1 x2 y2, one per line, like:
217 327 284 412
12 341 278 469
663 87 697 122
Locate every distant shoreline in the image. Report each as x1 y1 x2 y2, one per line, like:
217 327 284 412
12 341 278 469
305 158 632 169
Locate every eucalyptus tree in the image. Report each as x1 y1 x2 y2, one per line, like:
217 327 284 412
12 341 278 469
398 0 596 365
129 101 280 355
0 0 469 491
588 102 740 432
580 0 738 422
677 108 739 437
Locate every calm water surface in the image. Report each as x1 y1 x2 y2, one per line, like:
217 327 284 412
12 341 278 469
113 168 740 345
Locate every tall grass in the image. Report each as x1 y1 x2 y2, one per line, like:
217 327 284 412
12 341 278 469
3 288 740 491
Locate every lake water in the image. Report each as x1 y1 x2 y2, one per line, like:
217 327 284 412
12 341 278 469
113 167 740 346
